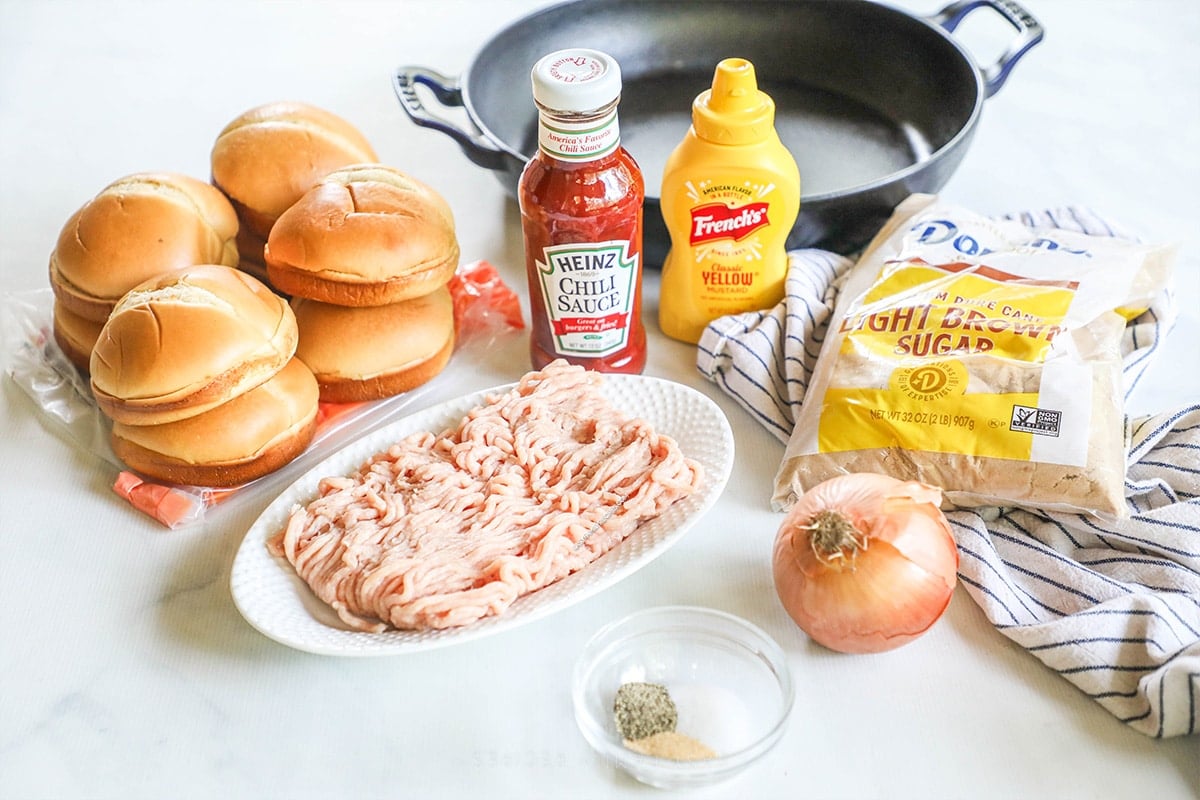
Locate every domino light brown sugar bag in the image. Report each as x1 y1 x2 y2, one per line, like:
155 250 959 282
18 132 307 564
774 195 1175 519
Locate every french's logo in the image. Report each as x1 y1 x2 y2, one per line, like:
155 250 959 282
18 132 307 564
689 202 770 245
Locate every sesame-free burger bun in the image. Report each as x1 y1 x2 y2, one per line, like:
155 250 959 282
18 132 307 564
110 357 319 487
90 265 298 426
49 172 239 322
52 299 105 372
210 101 378 240
290 284 455 403
265 163 459 306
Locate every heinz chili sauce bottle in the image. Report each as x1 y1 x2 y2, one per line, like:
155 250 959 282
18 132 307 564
518 48 647 374
658 58 800 344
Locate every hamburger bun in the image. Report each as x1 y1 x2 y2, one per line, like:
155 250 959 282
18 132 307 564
210 101 378 241
52 299 105 372
110 357 319 487
290 284 455 402
265 163 459 306
49 172 239 323
90 265 298 426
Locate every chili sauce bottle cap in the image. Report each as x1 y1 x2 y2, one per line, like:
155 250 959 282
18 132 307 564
691 57 776 145
531 48 622 113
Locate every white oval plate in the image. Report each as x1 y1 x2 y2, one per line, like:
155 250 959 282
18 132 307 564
229 374 734 656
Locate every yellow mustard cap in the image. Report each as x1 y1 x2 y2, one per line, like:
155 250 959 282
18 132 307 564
691 58 776 145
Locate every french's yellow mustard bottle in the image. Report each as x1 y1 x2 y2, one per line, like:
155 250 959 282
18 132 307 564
658 58 800 344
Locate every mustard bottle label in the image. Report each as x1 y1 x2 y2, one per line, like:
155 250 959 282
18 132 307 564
674 178 789 306
689 199 771 244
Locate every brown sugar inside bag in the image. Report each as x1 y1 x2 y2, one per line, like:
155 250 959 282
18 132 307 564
774 195 1175 520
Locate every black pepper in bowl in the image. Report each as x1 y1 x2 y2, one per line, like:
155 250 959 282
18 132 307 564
613 682 678 741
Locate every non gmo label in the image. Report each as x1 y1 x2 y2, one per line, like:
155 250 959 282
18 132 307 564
535 240 638 357
1009 404 1062 437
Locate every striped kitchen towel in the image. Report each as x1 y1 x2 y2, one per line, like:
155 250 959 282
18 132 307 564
696 207 1199 738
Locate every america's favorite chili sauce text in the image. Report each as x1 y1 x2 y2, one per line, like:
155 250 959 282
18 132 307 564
518 48 647 374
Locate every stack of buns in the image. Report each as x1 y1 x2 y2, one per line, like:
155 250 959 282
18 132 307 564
90 265 319 487
210 101 378 282
44 100 459 490
48 173 239 371
265 163 459 402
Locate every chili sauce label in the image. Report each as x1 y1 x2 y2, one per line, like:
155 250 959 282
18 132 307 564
817 258 1091 466
538 109 619 161
534 240 638 357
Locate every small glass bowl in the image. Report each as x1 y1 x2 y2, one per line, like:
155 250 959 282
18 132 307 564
572 606 794 790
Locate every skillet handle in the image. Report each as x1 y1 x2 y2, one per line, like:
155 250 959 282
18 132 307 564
930 0 1044 97
392 66 509 171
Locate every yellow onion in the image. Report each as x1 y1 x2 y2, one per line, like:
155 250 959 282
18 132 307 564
772 473 958 654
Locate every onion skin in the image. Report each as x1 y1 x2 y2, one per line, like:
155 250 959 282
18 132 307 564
772 473 959 654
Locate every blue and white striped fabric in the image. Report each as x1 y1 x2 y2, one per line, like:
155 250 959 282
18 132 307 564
697 207 1199 738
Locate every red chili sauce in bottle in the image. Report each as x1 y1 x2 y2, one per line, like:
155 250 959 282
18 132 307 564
518 48 647 374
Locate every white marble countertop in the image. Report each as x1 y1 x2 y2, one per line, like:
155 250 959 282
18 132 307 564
1 1 1197 798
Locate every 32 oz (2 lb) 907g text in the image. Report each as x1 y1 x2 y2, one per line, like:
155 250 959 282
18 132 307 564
869 408 976 431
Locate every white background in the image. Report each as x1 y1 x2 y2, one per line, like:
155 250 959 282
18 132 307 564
1 1 1197 798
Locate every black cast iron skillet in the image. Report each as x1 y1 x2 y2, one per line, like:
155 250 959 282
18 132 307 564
394 0 1043 262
